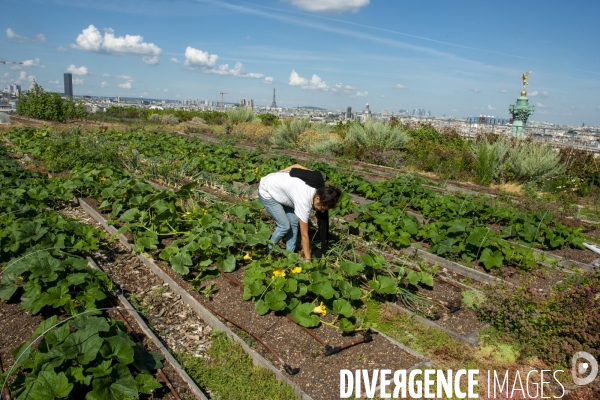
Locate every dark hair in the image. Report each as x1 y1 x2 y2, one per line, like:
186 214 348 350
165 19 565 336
316 186 342 209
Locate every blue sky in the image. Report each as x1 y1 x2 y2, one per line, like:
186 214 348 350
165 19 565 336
2 0 600 125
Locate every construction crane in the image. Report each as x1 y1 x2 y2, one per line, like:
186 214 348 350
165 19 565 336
0 59 23 65
220 92 228 111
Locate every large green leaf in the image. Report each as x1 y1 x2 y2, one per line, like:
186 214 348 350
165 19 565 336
100 335 135 365
332 299 353 317
290 302 320 327
135 373 163 395
217 253 236 273
339 261 364 276
28 370 73 399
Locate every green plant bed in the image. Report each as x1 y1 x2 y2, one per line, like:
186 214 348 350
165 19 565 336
180 330 300 400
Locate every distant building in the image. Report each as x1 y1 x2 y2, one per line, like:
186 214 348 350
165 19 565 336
247 99 254 108
64 73 73 98
240 99 246 107
10 84 21 97
346 106 352 119
364 103 372 121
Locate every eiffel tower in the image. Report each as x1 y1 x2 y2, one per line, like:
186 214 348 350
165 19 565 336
271 88 277 108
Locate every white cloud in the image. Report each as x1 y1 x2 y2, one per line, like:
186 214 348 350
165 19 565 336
263 76 274 84
67 64 89 75
163 88 169 92
469 88 480 94
529 91 538 97
170 57 180 63
288 70 329 91
536 102 546 108
22 58 45 68
289 70 308 86
56 46 67 52
355 91 368 97
184 46 218 68
117 75 133 80
184 47 266 79
393 84 406 89
332 83 364 96
204 62 264 78
73 78 84 85
48 80 59 85
487 105 495 110
17 71 27 81
28 75 36 84
102 73 110 77
72 25 162 65
2 73 9 78
118 82 132 89
528 90 548 97
500 89 508 93
288 0 369 13
6 28 46 42
596 106 600 112
101 82 109 87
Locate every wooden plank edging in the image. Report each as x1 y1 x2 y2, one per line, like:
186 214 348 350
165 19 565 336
87 257 209 400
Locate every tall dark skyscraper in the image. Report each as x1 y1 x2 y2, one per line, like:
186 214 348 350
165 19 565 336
63 73 73 98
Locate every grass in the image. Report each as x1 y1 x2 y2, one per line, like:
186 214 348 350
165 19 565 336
180 330 301 400
356 299 573 398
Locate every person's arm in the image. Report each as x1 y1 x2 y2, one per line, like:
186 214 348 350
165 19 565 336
299 219 311 260
281 164 310 172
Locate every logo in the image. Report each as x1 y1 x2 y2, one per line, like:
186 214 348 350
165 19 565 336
572 351 598 386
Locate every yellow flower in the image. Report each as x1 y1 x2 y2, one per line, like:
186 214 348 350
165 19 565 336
290 266 302 274
243 252 252 261
99 176 106 182
312 302 326 316
201 154 206 158
272 268 286 278
254 168 258 174
202 208 208 215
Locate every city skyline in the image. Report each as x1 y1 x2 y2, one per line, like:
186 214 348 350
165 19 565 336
2 0 600 125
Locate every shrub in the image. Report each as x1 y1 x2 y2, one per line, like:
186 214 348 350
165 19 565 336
507 140 564 184
404 125 471 179
478 270 600 368
232 122 272 141
227 107 256 124
149 113 161 122
191 116 206 125
560 146 600 188
162 114 180 125
470 137 510 186
296 129 342 156
256 113 280 126
271 117 310 149
345 121 410 152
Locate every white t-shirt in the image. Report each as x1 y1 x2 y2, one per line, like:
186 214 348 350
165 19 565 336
258 171 316 223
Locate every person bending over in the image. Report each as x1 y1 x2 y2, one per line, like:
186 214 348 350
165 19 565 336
258 164 341 260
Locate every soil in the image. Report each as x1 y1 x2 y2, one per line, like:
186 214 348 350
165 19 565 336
0 301 44 367
416 279 488 337
551 246 600 265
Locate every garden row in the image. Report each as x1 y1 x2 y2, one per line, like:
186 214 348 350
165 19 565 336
0 138 447 398
18 125 591 275
0 144 190 399
3 126 596 396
